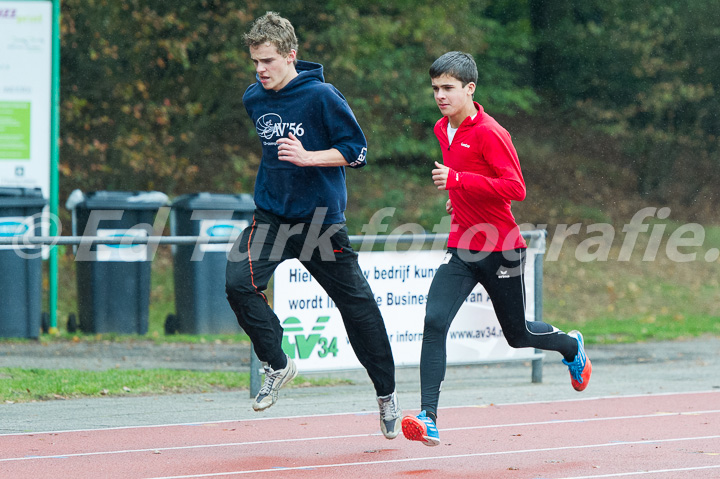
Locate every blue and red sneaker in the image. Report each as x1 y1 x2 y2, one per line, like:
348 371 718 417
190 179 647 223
401 411 440 446
563 330 592 391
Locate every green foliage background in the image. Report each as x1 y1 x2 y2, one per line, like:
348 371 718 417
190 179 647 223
57 0 719 219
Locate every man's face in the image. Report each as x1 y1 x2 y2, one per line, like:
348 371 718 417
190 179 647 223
249 42 297 91
431 74 475 118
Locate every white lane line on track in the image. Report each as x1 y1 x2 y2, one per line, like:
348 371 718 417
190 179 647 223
141 436 720 478
557 464 720 479
550 464 720 478
2 409 719 463
1 389 718 437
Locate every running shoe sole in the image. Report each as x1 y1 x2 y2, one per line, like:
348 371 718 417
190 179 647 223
568 331 592 392
401 415 440 446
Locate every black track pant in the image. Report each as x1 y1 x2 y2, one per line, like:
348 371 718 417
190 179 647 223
420 248 578 419
225 208 396 397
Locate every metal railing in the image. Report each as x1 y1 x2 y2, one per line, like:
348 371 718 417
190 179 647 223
0 230 547 247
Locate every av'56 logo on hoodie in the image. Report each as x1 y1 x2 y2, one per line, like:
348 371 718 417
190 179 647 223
256 113 305 140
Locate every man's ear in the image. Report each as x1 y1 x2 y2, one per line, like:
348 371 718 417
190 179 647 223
287 49 297 63
467 82 476 96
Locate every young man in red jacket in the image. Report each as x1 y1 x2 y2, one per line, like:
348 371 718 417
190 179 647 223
401 51 592 447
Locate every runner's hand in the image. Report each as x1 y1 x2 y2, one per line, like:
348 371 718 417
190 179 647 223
432 161 449 190
278 133 310 166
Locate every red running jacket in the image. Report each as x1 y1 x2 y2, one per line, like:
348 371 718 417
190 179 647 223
434 102 527 252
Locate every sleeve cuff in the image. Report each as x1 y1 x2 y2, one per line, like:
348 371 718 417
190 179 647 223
446 169 461 190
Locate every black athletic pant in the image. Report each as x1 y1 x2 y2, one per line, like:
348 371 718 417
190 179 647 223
226 208 396 397
420 248 578 420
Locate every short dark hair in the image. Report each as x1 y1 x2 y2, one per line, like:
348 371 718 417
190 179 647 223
429 51 478 86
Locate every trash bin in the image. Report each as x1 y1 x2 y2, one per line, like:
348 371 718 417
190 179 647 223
0 187 46 339
67 190 168 335
170 193 255 334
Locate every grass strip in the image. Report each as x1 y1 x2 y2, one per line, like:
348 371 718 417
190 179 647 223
0 368 351 404
554 315 720 344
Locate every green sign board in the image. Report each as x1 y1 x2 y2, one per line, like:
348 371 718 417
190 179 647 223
0 101 31 160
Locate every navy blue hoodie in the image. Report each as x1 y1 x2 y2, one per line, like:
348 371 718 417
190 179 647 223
243 61 368 223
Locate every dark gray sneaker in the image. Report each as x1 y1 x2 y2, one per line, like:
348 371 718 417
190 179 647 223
252 355 298 411
377 391 402 439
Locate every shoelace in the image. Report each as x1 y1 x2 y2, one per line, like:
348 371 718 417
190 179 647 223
566 356 584 383
379 395 399 419
258 366 282 395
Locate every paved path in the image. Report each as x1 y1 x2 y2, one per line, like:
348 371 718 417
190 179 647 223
0 340 252 371
1 336 719 434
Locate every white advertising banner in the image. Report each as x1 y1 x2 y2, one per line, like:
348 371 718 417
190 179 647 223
0 2 52 195
273 249 538 372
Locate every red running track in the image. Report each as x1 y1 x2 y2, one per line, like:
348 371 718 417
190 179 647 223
2 391 719 479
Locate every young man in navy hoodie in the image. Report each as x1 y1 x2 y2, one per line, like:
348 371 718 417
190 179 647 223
225 12 401 439
400 51 592 446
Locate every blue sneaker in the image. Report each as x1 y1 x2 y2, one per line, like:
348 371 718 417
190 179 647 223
562 330 592 391
401 411 440 446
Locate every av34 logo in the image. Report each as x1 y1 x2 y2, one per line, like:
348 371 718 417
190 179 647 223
281 316 339 360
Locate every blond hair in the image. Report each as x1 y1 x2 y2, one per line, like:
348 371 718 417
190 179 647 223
244 12 298 58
